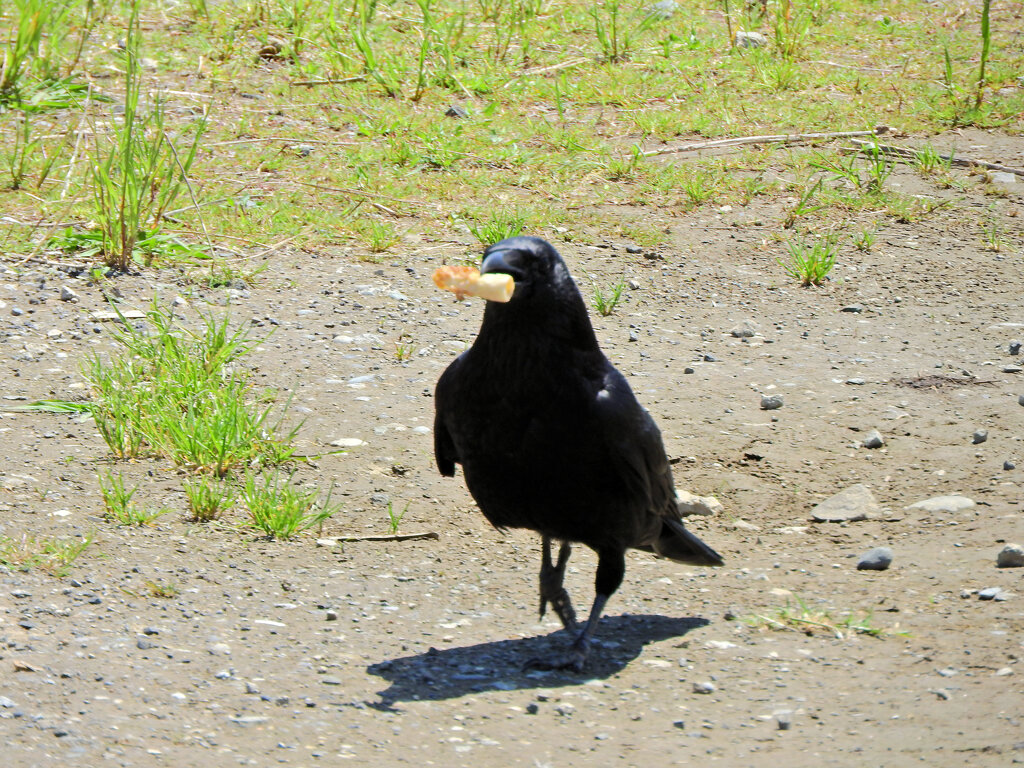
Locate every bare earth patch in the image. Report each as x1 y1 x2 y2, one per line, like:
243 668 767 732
1 143 1023 767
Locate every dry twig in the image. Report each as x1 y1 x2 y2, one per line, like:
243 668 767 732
641 126 889 158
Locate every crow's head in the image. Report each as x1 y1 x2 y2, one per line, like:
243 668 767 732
479 236 574 302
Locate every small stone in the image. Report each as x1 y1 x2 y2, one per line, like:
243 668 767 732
59 286 78 302
555 703 575 716
525 703 539 715
1004 460 1016 471
445 104 469 119
625 244 642 254
325 610 339 621
673 719 686 729
1019 394 1024 407
137 638 158 650
628 330 639 342
675 490 722 517
862 430 884 449
1009 340 1022 355
208 642 232 655
1004 365 1023 373
840 304 863 313
989 171 1017 186
0 696 15 708
904 495 975 514
730 322 757 338
627 279 640 290
934 688 951 701
810 484 879 523
978 587 1003 600
330 437 365 448
775 711 793 730
692 681 715 694
846 378 866 385
703 353 717 362
11 306 23 316
245 681 260 694
996 543 1024 568
760 394 784 410
972 429 988 444
683 366 695 374
734 30 768 48
856 547 893 571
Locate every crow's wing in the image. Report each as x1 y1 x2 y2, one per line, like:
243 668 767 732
433 356 461 477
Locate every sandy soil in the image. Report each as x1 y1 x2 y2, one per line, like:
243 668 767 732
1 133 1023 767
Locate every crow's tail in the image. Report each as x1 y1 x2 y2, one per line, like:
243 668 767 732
652 518 724 566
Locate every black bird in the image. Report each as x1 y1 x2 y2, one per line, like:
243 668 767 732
433 236 723 671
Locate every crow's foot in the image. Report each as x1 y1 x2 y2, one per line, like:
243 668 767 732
539 538 578 632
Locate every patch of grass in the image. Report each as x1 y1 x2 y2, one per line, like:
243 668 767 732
0 531 93 577
465 209 526 246
852 227 876 252
85 301 299 475
146 580 180 598
742 594 908 640
242 471 341 539
183 475 236 522
99 471 167 526
394 332 416 362
84 6 207 270
779 235 838 286
592 279 626 316
385 501 408 534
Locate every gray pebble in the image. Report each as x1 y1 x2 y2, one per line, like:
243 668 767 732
60 286 78 302
760 394 784 410
683 367 695 374
734 30 768 48
0 696 15 708
1018 394 1024 407
978 587 1004 601
703 353 717 362
862 430 885 449
972 429 988 444
775 711 793 730
857 547 893 571
730 322 757 338
11 306 23 316
445 104 469 119
1010 340 1022 355
1004 460 1016 471
137 638 158 650
846 378 866 385
625 244 642 254
525 702 539 715
627 279 640 290
628 330 639 342
996 543 1024 568
692 680 715 694
840 304 863 313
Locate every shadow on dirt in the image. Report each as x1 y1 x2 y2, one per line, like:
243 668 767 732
367 613 708 709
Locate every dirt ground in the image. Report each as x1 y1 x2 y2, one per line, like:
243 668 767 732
1 132 1023 767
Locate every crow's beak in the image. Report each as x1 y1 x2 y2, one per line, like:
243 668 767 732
480 249 515 277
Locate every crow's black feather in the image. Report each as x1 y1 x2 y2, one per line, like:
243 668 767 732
434 236 722 669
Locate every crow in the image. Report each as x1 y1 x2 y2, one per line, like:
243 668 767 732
433 236 723 671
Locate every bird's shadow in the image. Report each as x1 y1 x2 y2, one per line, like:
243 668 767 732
366 613 707 710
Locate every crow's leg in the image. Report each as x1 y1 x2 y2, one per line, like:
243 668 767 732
527 548 624 673
538 537 577 631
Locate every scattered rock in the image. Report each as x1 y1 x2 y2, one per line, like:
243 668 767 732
1004 460 1016 471
904 495 975 514
857 547 893 571
625 244 642 254
59 286 78 302
996 543 1024 568
760 394 784 410
972 429 988 444
734 30 768 48
330 437 365 448
1010 340 1022 355
978 587 1005 601
862 430 885 449
692 681 715 694
445 104 469 119
730 321 757 338
1019 394 1024 407
840 304 863 313
810 484 880 523
675 490 722 517
989 171 1017 186
775 711 793 730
